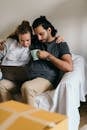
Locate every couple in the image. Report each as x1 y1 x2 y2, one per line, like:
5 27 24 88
0 16 73 106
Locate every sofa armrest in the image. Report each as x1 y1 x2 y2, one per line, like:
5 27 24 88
34 54 86 110
60 53 85 83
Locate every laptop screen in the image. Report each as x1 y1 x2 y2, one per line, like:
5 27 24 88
0 65 29 82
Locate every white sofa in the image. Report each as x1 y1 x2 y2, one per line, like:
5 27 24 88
0 53 87 130
34 54 87 130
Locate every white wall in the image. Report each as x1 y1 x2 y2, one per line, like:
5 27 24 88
0 0 87 81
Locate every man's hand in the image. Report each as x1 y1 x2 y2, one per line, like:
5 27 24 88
37 50 50 60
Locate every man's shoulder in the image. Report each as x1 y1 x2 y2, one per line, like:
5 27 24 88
57 41 68 45
51 41 68 49
55 41 69 48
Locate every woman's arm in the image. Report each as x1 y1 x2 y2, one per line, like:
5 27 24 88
0 40 6 50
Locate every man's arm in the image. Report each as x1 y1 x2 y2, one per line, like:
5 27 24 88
37 50 73 72
46 53 73 72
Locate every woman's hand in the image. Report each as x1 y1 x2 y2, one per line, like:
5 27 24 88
0 40 5 50
55 35 64 43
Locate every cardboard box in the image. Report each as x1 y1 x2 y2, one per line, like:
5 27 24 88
0 100 68 130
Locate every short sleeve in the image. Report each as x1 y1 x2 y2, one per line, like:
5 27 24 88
58 42 71 57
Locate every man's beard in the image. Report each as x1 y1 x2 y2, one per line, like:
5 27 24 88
40 39 48 43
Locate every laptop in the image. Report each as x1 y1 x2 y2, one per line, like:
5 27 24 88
0 65 29 82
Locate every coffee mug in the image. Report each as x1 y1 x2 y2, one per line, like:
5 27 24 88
31 49 39 61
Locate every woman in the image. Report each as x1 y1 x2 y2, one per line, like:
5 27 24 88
0 20 33 102
0 20 32 66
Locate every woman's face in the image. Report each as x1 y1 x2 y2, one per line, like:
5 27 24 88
18 32 31 47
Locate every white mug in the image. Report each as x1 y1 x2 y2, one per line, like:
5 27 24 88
31 49 39 61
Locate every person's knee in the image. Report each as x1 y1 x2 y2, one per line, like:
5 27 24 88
0 81 12 102
21 82 37 97
21 81 31 96
0 82 7 92
21 81 28 91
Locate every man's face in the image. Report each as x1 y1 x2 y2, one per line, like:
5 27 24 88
34 25 51 43
18 32 31 47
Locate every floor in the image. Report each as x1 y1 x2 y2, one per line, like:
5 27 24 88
79 101 87 129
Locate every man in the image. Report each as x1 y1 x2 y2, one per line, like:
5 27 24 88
21 16 73 106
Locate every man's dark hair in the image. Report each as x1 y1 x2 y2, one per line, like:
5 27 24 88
32 16 57 37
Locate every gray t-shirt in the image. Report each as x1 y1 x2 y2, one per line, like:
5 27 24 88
28 40 71 88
